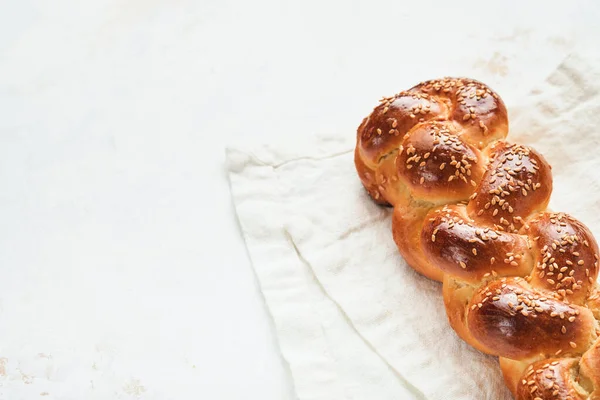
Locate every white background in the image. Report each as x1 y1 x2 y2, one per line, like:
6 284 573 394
1 1 599 399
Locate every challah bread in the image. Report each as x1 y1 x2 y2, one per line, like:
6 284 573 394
354 77 600 399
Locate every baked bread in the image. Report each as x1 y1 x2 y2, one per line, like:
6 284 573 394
354 78 600 399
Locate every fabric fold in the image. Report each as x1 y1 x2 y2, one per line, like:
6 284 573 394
227 52 600 400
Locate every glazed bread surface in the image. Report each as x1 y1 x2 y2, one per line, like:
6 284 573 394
355 77 600 400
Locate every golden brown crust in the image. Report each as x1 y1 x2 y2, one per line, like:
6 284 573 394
467 278 598 360
392 205 444 281
357 92 447 166
500 357 536 396
354 77 508 205
466 142 553 233
421 204 532 283
588 286 600 319
524 212 600 304
516 358 587 400
580 338 600 398
411 78 509 148
395 122 485 203
442 275 493 354
354 146 391 206
354 77 600 399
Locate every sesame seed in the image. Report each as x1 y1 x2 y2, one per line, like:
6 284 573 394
561 326 566 334
570 342 577 348
460 261 467 269
529 386 537 394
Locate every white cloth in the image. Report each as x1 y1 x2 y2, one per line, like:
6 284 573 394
227 52 600 400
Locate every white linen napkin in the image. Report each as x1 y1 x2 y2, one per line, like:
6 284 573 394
227 52 600 400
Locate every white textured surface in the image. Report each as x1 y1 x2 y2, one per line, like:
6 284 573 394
1 0 600 399
227 54 600 399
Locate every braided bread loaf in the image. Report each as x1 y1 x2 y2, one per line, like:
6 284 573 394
354 78 600 400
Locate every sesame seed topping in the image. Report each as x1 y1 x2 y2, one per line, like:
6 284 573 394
529 386 538 394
